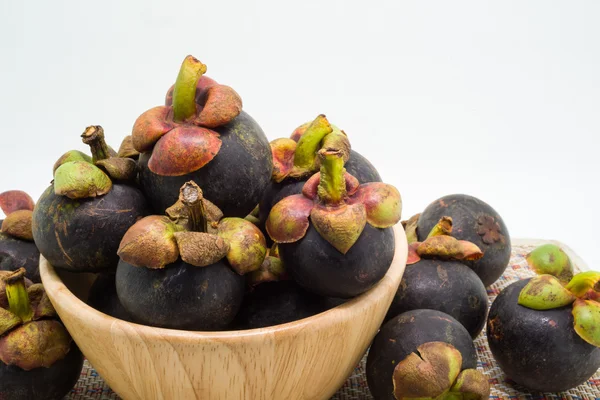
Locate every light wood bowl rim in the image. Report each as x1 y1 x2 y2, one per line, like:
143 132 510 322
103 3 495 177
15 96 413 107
40 225 408 343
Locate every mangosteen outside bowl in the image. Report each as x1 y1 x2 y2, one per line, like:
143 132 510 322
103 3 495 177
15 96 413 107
39 225 407 400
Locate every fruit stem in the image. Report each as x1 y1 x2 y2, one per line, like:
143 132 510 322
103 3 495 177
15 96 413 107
317 149 346 205
426 217 453 238
2 268 33 322
172 55 207 122
293 115 333 170
81 126 112 163
179 181 207 233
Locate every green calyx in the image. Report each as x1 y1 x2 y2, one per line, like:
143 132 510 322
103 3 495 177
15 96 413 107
392 342 490 400
518 275 576 310
527 244 574 284
317 149 347 205
172 55 207 122
54 161 112 199
518 271 600 348
572 299 600 347
53 150 92 174
565 271 600 300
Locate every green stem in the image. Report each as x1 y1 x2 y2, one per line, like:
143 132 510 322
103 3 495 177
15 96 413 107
317 149 346 205
427 217 453 238
81 126 112 163
293 114 333 170
3 268 33 322
179 181 207 233
172 55 207 122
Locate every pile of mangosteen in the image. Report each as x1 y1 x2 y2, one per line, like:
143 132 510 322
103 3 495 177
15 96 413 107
1 53 598 399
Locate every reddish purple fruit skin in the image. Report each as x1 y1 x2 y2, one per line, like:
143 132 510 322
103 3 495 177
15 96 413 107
417 194 511 286
487 278 600 392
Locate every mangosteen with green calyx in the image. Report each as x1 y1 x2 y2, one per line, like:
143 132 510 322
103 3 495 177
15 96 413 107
416 194 511 287
0 191 41 282
386 217 488 337
366 309 479 400
134 55 272 218
259 115 381 235
267 148 401 298
32 126 150 273
487 271 600 392
87 273 133 322
0 268 84 400
116 181 267 331
526 243 574 283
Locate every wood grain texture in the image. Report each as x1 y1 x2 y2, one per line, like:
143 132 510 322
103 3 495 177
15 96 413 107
40 225 408 400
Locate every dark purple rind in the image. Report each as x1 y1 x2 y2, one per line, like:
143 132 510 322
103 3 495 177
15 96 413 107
366 309 478 400
385 259 488 337
417 194 511 286
487 278 600 392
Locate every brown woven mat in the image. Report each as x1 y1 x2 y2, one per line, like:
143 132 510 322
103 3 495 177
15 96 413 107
66 243 600 400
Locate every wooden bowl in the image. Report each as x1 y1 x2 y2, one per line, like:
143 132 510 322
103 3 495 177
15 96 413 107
40 225 407 400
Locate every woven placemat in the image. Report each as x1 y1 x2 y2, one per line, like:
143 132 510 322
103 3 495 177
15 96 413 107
65 242 600 400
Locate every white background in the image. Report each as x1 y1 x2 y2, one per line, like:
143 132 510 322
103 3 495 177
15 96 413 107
1 1 598 268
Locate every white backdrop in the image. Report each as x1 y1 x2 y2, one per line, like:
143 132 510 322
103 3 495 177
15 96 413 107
1 1 598 268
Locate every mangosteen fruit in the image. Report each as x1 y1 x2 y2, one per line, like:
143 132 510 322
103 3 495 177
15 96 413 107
235 280 325 329
366 309 479 400
487 271 600 392
32 126 150 273
0 191 41 282
526 243 574 283
0 268 84 400
267 148 401 298
259 115 381 234
134 55 272 218
87 273 133 322
116 181 267 331
416 194 511 287
387 217 488 337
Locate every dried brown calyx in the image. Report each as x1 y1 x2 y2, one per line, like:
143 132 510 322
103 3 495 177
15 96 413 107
518 271 600 348
0 268 72 370
0 191 36 242
270 114 351 183
406 217 484 265
53 126 137 200
118 181 266 274
132 55 243 176
266 149 402 254
392 341 490 400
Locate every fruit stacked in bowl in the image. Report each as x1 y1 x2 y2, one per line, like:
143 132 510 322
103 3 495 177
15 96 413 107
25 55 407 400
